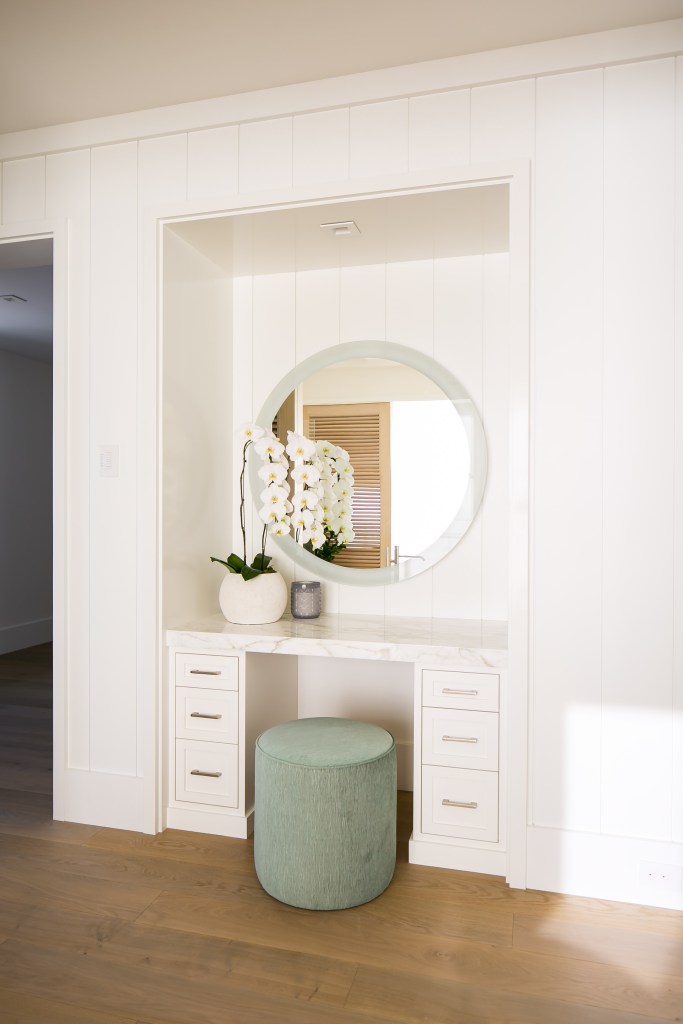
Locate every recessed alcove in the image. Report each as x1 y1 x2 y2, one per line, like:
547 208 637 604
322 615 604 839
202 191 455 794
161 181 511 789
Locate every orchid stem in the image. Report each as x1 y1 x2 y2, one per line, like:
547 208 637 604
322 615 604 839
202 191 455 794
239 439 251 565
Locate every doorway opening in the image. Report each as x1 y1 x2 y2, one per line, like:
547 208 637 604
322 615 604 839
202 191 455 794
0 236 54 826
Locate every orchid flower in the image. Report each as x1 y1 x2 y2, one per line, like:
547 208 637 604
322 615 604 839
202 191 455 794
286 431 316 462
236 423 265 443
254 436 285 461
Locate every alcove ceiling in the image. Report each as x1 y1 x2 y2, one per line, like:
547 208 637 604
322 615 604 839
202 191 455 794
1 0 681 135
172 183 509 275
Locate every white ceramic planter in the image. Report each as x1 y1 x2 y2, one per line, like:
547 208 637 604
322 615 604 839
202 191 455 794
219 570 288 625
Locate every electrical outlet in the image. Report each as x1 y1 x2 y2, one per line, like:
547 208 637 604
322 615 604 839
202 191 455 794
639 861 683 891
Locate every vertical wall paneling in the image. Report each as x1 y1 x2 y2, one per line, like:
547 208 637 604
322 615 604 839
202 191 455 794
349 100 409 178
89 142 139 776
293 108 350 187
340 264 386 343
481 252 510 621
602 58 676 839
251 274 296 414
46 149 92 771
1 156 46 224
531 68 604 833
139 135 188 208
383 255 436 617
295 268 340 363
432 256 484 620
673 56 683 843
251 272 298 587
409 90 470 171
239 118 293 193
385 260 434 354
138 134 189 799
337 260 387 616
187 126 238 200
470 79 536 163
232 275 255 563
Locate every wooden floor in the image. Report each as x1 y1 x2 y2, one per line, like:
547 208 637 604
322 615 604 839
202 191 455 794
0 646 682 1023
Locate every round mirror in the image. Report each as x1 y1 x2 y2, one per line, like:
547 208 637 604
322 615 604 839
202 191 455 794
253 341 487 586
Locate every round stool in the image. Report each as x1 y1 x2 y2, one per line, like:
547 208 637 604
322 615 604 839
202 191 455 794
254 717 397 910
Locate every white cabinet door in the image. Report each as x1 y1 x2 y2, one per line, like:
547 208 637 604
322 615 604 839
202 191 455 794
175 653 239 690
175 686 239 744
422 670 499 711
422 707 498 771
175 739 239 808
422 765 498 842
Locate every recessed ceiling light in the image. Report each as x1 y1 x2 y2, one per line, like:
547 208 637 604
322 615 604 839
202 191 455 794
319 220 360 237
0 293 27 303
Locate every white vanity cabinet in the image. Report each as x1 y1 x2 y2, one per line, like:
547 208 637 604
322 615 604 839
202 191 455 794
410 666 507 876
167 650 247 836
167 644 299 838
166 614 508 876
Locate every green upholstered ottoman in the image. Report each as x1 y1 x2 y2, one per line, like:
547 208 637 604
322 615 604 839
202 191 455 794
254 717 397 910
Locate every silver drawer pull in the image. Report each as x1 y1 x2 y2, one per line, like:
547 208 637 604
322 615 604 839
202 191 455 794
442 735 478 744
442 688 479 696
442 799 478 809
190 769 222 778
189 669 222 676
190 712 223 720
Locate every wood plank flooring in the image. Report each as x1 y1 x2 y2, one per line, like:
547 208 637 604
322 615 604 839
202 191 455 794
1 644 682 1023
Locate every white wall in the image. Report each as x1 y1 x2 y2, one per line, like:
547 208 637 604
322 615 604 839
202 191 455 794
1 19 681 907
0 348 52 654
162 227 233 629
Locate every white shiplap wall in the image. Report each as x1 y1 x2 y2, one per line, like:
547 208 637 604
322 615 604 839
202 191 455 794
1 27 681 904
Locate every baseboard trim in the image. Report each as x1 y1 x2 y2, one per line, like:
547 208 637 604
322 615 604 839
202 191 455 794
166 804 252 838
409 836 506 876
63 769 145 832
0 616 52 655
526 825 683 910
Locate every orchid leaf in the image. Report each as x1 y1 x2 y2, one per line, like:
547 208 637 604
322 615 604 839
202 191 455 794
251 553 272 572
210 556 232 571
241 564 261 581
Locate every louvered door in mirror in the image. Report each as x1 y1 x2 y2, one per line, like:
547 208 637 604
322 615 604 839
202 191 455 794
304 402 391 568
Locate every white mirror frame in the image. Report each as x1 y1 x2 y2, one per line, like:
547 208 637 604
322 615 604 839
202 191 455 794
252 340 488 586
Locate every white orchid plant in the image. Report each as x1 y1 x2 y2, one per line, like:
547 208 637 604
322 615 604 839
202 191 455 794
287 433 356 562
211 423 355 580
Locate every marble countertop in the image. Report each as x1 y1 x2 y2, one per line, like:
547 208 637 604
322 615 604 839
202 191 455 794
166 613 507 670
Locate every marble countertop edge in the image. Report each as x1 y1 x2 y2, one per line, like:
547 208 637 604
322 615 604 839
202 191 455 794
166 613 508 669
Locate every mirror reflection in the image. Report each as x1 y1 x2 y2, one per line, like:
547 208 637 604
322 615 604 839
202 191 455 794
271 355 478 574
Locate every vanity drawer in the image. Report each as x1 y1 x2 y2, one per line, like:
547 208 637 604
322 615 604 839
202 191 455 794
175 739 238 807
175 653 239 690
422 707 498 771
422 670 499 712
421 765 498 842
175 687 238 744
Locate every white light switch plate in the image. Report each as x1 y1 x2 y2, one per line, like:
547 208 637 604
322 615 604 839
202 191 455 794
98 444 119 478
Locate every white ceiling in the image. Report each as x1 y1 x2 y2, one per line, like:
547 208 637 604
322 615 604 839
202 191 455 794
1 0 682 135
